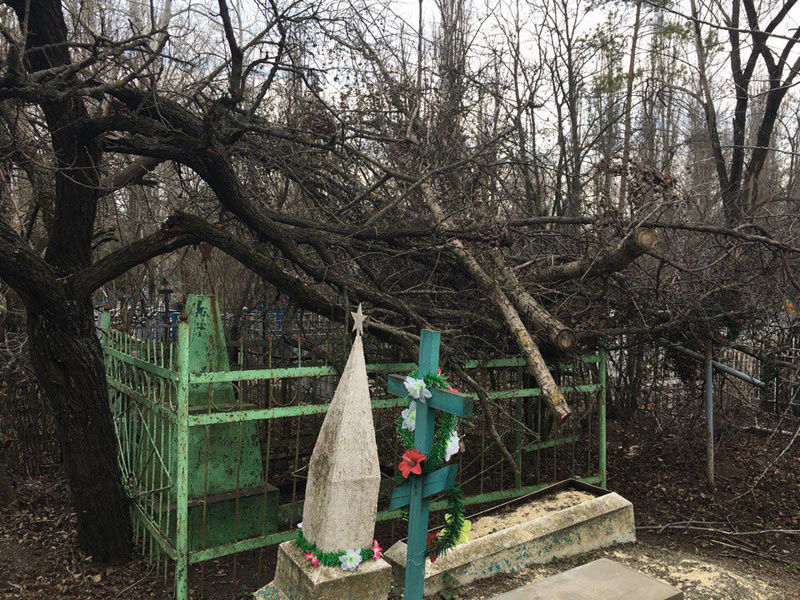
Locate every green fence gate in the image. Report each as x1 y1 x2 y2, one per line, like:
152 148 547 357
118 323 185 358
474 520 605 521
101 294 606 600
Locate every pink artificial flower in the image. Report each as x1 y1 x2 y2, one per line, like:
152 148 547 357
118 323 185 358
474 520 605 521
447 384 459 393
371 539 383 561
304 551 319 568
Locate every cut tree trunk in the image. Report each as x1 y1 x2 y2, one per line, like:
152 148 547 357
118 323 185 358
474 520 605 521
423 186 572 420
537 228 657 284
27 299 132 562
488 248 577 352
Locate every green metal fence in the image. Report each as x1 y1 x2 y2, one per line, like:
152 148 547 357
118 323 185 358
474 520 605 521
100 295 606 599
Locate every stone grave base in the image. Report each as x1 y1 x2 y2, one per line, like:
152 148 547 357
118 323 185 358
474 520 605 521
488 558 683 600
254 541 392 600
383 484 635 596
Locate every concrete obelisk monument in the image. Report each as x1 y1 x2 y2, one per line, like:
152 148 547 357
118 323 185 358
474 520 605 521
255 305 392 600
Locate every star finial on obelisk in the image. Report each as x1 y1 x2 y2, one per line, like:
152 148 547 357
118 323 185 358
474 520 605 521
351 303 367 336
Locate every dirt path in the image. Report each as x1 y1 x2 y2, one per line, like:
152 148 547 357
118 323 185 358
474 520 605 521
450 540 798 600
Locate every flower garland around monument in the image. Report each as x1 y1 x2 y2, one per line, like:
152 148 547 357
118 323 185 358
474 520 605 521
294 529 383 570
396 370 468 561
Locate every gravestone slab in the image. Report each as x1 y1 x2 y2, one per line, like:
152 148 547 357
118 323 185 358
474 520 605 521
489 558 683 600
383 488 635 596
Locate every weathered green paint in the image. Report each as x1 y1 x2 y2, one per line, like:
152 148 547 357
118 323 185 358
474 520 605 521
461 355 601 369
521 435 580 453
187 397 408 426
172 296 276 551
131 501 179 560
174 317 190 600
388 374 473 417
107 379 178 423
104 346 176 379
465 384 600 400
189 530 297 563
191 362 417 384
388 330 471 600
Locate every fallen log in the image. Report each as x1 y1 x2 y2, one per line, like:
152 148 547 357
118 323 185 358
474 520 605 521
423 186 572 420
488 248 577 352
537 228 657 284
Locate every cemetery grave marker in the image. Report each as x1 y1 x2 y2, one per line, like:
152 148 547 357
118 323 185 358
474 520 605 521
387 330 473 600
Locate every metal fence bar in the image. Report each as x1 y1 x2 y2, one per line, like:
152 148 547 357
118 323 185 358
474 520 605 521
191 362 416 384
599 344 607 489
174 316 190 600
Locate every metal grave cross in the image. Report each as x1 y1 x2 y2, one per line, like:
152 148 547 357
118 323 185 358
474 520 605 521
387 330 473 600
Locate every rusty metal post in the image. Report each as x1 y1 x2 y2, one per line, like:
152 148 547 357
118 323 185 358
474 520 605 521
175 313 190 600
704 340 715 490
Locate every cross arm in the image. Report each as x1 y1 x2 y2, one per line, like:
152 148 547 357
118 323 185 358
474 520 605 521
388 374 473 418
389 465 458 509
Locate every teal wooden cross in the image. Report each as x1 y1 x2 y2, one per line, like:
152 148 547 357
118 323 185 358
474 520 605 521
388 330 472 600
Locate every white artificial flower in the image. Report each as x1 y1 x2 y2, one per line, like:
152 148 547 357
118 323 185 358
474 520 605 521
297 522 302 528
340 548 363 571
404 376 432 402
444 431 460 462
401 401 417 431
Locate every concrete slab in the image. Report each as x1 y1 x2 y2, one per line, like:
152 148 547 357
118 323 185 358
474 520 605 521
383 490 636 596
489 558 683 600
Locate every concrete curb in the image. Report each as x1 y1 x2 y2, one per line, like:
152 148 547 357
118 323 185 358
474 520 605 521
384 491 636 595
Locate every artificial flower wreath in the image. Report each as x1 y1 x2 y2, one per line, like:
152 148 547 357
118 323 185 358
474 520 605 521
295 529 383 571
396 369 469 561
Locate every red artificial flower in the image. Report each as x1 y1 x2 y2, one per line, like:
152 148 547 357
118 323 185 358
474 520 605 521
426 532 439 563
398 449 426 479
304 551 319 568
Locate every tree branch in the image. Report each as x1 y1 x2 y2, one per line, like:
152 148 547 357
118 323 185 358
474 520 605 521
71 229 195 297
536 228 658 284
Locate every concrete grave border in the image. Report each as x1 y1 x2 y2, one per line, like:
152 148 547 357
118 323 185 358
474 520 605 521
383 480 636 596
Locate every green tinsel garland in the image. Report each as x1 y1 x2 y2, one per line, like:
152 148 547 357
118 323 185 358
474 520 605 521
396 411 457 473
294 530 373 568
428 486 466 558
396 370 467 559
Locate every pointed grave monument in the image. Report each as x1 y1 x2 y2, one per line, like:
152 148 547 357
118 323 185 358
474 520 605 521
255 305 392 600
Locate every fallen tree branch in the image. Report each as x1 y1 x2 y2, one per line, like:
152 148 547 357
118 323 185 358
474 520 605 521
637 524 800 536
488 248 577 352
536 228 658 284
422 185 572 420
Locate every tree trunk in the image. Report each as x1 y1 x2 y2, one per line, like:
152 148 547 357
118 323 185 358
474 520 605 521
617 0 643 213
27 298 132 562
0 449 15 507
4 0 133 562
